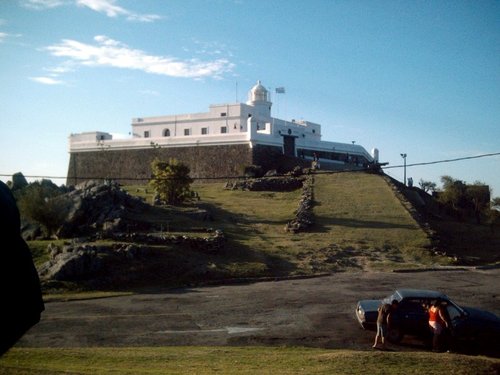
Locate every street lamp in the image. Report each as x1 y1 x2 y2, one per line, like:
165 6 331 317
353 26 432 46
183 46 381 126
400 153 407 186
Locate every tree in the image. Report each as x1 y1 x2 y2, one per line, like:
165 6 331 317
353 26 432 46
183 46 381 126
16 180 68 237
149 158 193 205
437 176 491 223
466 183 490 224
438 176 468 214
10 172 28 191
418 179 437 193
491 197 500 207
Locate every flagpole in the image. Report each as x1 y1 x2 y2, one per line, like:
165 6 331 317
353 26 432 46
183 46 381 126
274 87 285 119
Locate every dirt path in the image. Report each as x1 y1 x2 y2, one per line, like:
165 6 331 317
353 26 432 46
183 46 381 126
17 268 500 351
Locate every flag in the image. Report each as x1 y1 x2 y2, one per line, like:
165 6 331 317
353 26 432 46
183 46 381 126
275 87 285 94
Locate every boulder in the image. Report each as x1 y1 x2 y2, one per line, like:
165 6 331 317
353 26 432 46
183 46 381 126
56 180 150 238
39 245 103 281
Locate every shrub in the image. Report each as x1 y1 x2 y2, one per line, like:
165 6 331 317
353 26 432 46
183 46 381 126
149 158 193 205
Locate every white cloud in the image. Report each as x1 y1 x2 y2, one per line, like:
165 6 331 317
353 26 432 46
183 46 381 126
191 39 233 57
46 35 234 79
76 0 125 17
30 76 65 85
20 0 161 22
0 32 23 43
20 0 67 10
139 89 160 96
124 12 162 23
44 62 75 74
76 0 161 22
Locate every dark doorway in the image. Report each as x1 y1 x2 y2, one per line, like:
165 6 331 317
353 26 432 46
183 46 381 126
283 135 296 157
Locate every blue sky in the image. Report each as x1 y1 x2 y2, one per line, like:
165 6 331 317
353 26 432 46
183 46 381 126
1 0 499 196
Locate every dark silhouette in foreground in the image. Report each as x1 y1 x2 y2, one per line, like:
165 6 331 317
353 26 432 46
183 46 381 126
0 181 44 356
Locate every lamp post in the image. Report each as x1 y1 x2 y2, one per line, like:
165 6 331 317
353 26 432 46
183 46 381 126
400 153 407 186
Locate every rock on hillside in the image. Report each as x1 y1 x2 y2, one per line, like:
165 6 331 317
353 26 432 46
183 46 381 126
56 180 150 238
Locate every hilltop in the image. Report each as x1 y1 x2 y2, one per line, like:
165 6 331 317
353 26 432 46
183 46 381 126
29 171 499 292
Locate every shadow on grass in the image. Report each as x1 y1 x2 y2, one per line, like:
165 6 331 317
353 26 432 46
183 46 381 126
51 200 298 294
312 215 418 233
70 242 297 294
196 201 291 228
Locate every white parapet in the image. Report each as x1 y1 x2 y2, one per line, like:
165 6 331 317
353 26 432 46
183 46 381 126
69 131 252 152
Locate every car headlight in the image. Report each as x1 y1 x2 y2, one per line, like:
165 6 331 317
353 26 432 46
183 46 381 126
357 307 365 319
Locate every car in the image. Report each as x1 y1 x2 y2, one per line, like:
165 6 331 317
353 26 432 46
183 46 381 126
355 288 500 351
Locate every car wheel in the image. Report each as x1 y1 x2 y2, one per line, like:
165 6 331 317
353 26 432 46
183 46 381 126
387 327 403 343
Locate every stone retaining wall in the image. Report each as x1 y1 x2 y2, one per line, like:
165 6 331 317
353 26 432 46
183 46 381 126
67 144 254 186
285 174 315 233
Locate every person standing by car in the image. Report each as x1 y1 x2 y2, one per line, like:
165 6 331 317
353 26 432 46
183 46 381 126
428 299 448 352
373 299 398 350
373 303 390 349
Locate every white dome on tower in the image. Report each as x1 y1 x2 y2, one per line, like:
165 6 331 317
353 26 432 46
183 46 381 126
248 80 269 103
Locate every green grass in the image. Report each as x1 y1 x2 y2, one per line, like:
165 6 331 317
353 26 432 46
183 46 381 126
310 172 442 270
191 172 446 273
28 239 65 267
29 172 460 292
30 172 456 294
1 347 498 374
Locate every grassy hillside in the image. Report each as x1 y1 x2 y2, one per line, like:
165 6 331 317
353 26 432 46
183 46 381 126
185 172 443 274
174 173 445 270
31 171 452 291
311 172 438 270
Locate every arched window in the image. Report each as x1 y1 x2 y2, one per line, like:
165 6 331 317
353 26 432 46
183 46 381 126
163 129 170 137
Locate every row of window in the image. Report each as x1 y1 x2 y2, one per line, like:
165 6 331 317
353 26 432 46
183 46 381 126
143 126 228 138
297 148 369 165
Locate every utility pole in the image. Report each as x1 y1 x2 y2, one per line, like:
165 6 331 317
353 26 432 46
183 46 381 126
400 153 407 186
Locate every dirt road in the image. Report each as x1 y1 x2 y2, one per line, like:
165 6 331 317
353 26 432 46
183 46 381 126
17 268 500 351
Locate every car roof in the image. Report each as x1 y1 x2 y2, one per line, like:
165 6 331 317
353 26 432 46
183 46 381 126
394 289 448 300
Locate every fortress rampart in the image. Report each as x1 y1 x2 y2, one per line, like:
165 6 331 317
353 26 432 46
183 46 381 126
66 143 312 186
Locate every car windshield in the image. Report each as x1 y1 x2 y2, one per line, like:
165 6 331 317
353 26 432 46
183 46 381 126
382 292 402 304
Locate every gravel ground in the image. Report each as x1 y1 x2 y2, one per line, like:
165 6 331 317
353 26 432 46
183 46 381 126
16 268 500 353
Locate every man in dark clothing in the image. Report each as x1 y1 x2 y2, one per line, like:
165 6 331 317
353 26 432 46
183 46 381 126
0 181 44 356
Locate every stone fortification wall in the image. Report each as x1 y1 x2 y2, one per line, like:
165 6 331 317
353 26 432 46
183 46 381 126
66 143 314 186
67 143 254 186
252 145 311 172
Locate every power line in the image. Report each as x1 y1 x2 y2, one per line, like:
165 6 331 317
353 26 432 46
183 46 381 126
381 152 500 170
0 169 370 183
1 152 499 183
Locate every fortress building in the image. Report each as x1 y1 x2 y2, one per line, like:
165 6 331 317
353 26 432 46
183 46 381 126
67 81 378 185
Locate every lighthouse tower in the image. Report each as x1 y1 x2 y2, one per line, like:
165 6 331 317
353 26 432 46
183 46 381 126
246 80 272 119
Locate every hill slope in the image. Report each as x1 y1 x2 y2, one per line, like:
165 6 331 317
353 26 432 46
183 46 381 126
32 171 453 291
190 171 445 275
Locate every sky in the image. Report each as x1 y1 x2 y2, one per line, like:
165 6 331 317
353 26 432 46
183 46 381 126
1 0 499 197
